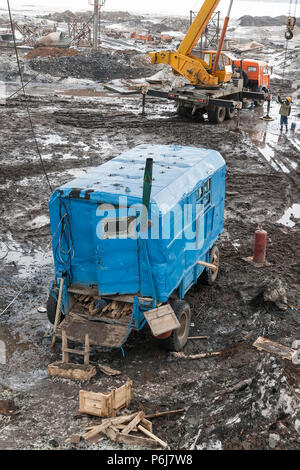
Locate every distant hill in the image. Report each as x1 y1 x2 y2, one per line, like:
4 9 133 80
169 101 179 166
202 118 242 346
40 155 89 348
239 15 299 26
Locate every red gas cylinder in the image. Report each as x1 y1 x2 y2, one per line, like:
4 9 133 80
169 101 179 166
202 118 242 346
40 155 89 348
253 227 267 264
156 331 172 339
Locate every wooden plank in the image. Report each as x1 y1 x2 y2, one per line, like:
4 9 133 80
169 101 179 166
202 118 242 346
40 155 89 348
56 316 131 348
138 425 168 449
197 260 217 272
99 364 121 376
48 362 96 381
115 431 160 449
82 421 112 440
144 305 180 336
84 334 90 365
141 418 152 433
188 336 208 340
145 408 185 419
51 277 64 348
172 351 221 359
62 330 68 363
68 286 99 297
253 337 296 360
121 411 144 434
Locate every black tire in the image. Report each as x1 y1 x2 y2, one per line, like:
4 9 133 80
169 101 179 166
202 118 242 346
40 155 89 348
226 107 235 120
254 86 264 107
177 105 192 117
200 245 220 286
162 300 191 351
46 293 64 325
207 105 226 124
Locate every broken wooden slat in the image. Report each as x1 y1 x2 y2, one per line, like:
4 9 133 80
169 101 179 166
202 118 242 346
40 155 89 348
141 418 152 433
172 351 221 360
187 336 208 340
121 411 144 434
253 337 296 360
116 433 160 449
137 425 168 449
99 363 121 376
48 362 96 381
145 408 185 419
197 260 217 272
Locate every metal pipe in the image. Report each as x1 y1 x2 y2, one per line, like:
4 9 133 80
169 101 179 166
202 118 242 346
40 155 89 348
93 0 99 50
212 0 234 75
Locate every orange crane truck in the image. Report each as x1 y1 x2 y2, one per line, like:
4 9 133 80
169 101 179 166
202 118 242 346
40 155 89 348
147 0 271 123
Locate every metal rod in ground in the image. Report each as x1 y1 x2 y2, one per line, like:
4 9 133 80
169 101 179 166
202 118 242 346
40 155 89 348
260 96 274 121
141 89 146 115
93 0 99 50
51 278 64 348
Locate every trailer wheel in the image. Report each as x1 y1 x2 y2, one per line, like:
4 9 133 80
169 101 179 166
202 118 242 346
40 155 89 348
162 300 191 351
225 107 235 120
46 294 64 325
208 106 226 124
200 245 220 286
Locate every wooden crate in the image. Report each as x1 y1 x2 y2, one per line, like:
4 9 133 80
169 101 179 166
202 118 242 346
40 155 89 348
144 304 180 336
79 378 132 417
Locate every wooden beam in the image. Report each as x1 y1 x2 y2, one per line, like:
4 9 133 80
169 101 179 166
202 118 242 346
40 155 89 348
197 260 217 272
51 277 64 348
145 409 185 419
138 425 168 449
121 411 144 434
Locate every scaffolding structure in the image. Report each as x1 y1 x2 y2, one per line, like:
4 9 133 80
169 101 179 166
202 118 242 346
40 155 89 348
189 10 220 50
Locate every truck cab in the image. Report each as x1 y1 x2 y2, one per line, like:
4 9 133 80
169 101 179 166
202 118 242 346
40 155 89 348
232 59 272 92
200 50 233 84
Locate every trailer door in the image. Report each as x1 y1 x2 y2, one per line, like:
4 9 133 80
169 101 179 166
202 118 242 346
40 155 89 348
94 206 140 295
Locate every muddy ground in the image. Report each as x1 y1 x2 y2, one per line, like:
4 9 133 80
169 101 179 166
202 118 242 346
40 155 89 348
0 17 300 449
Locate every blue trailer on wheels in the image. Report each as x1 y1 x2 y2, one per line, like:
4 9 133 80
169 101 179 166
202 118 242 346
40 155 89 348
47 144 226 351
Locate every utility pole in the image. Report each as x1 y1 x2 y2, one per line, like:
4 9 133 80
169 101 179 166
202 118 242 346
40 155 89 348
93 0 99 50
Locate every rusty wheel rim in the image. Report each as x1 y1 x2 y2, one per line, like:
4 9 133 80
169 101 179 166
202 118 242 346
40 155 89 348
178 312 188 341
211 249 219 281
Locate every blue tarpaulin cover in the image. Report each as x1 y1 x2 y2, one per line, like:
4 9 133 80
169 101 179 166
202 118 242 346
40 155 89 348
58 144 225 214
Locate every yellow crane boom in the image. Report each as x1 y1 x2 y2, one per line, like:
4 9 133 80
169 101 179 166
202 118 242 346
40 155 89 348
148 0 231 87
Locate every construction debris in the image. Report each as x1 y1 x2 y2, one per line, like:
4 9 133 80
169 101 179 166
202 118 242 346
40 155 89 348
25 47 81 59
48 330 96 381
145 408 185 419
0 399 19 416
172 351 221 360
35 31 72 48
80 409 168 449
79 379 133 417
98 364 121 376
253 337 297 361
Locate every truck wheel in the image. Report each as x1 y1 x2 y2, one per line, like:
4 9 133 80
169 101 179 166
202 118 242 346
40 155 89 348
46 294 64 325
200 246 220 286
254 86 264 107
226 107 235 120
162 300 191 351
208 106 226 124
